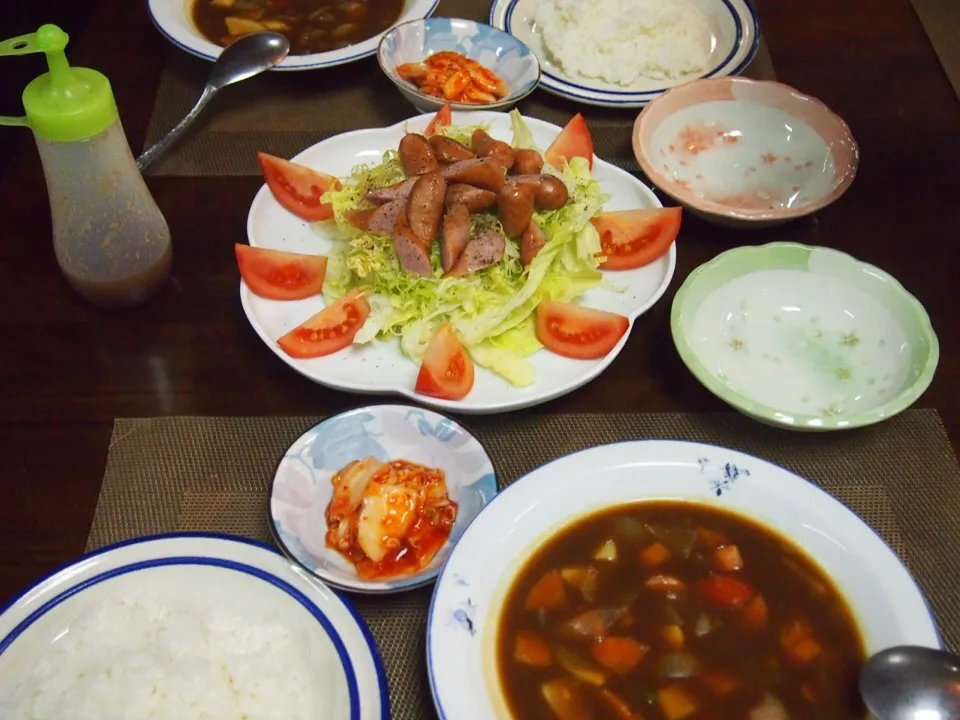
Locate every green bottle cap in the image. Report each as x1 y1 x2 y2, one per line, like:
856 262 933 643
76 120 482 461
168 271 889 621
0 24 118 142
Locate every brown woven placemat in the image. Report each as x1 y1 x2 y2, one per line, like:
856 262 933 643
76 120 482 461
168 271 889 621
142 0 776 176
87 409 960 719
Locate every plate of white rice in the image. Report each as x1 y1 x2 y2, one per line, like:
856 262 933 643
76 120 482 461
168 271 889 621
0 534 388 720
490 0 760 107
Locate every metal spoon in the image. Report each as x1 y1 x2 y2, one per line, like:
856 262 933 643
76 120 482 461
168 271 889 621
860 645 960 720
136 32 290 172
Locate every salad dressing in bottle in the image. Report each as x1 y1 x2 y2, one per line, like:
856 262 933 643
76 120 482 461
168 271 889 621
0 24 172 309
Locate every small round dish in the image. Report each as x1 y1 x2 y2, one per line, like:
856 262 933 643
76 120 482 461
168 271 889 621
427 440 940 720
671 242 939 430
634 77 859 227
377 18 541 113
148 0 439 71
0 533 388 719
490 0 759 108
270 404 498 594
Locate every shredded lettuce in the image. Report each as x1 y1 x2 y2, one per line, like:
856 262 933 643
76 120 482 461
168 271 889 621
320 113 610 387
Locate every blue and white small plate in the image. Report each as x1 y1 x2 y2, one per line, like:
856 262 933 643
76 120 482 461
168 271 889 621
270 404 497 594
378 18 541 113
489 0 760 107
427 440 940 719
0 534 388 720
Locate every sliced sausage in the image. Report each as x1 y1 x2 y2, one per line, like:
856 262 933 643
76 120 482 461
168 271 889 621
512 174 569 210
399 133 439 176
364 177 418 205
406 172 446 245
366 198 405 236
427 135 476 163
441 204 472 273
441 158 505 193
511 149 544 175
521 219 547 267
497 182 535 237
344 208 373 231
446 229 507 277
444 183 497 213
471 128 515 171
393 209 433 277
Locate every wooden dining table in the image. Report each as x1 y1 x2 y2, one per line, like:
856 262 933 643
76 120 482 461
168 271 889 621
0 0 958 657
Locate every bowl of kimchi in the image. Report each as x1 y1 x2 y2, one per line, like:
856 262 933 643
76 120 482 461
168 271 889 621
269 404 498 594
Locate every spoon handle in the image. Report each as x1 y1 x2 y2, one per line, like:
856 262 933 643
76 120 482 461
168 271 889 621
136 83 218 173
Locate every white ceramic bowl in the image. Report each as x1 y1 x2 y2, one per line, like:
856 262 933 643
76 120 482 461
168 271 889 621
634 77 859 226
0 534 388 719
270 404 497 594
427 440 940 720
490 0 759 108
377 17 540 113
148 0 438 70
671 242 939 430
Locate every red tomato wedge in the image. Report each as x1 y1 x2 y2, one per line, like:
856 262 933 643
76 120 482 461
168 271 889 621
591 207 681 270
235 244 327 301
257 152 341 222
424 103 453 137
545 113 594 169
415 323 475 400
697 575 757 609
276 288 370 359
536 300 629 360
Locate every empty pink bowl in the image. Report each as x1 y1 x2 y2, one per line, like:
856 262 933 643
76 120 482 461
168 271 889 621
633 77 859 227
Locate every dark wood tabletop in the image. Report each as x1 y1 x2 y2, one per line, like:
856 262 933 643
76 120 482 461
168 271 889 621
0 0 957 606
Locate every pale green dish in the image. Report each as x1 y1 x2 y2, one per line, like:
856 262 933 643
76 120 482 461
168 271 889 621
671 242 939 431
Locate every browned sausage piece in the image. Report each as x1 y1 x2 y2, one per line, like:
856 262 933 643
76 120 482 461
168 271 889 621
521 219 547 267
497 182 535 237
511 148 544 175
441 204 472 273
512 174 569 210
471 128 514 171
344 208 374 231
399 133 439 176
444 183 497 213
442 157 505 193
427 135 476 164
446 229 507 277
406 172 446 245
393 209 433 277
364 177 418 205
366 198 405 236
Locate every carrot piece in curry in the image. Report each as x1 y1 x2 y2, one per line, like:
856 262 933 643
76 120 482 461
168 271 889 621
514 630 551 666
591 637 649 674
638 541 672 568
525 570 568 611
657 683 699 720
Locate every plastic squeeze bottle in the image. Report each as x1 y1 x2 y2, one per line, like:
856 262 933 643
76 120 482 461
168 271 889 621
0 24 172 309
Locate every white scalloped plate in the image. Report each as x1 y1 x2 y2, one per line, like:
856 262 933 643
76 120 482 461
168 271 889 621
243 110 677 414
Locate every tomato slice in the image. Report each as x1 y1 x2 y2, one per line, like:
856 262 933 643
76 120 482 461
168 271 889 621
415 323 475 400
697 575 756 609
257 152 341 222
545 113 594 169
536 300 629 360
424 103 453 137
236 244 327 300
591 207 681 270
276 288 370 359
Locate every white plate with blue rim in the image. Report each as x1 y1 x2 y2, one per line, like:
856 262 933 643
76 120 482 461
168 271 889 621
147 0 439 71
0 533 388 719
489 0 760 107
270 404 498 594
426 440 940 719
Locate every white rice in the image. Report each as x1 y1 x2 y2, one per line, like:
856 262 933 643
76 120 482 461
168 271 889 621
0 596 326 719
534 0 714 85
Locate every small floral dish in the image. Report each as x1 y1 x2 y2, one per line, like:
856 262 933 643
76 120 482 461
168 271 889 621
377 18 540 113
671 242 939 431
633 77 858 227
428 440 940 719
269 404 497 594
